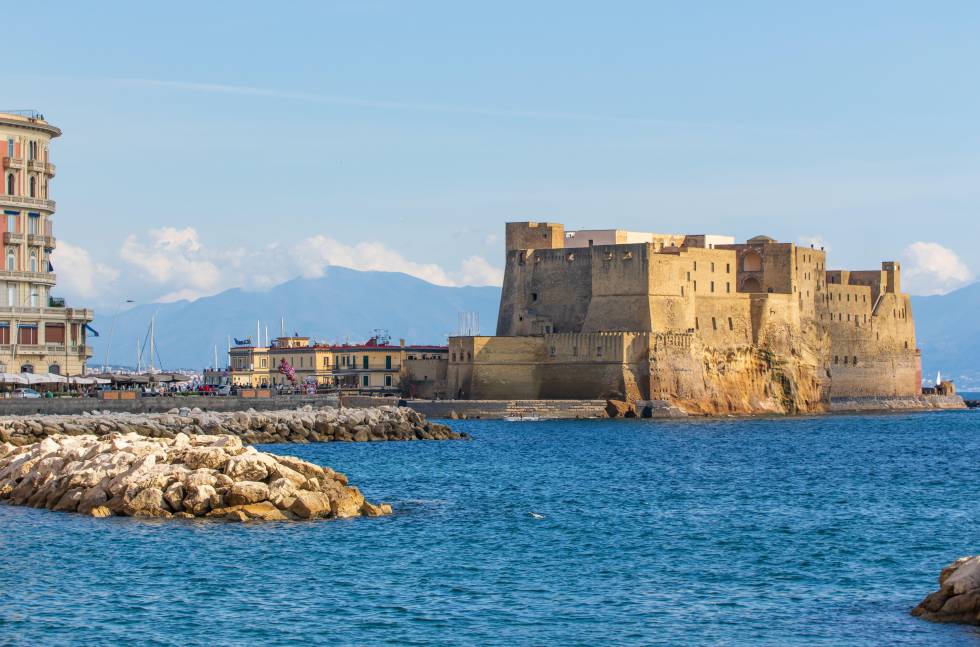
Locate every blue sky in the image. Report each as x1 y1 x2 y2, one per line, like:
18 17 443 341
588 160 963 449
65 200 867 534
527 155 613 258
6 1 980 308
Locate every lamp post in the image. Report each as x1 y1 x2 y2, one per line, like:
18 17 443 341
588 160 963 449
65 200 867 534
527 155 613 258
102 298 134 372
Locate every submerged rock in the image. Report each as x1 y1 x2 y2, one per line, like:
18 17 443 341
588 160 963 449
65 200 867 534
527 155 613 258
0 433 391 522
912 556 980 624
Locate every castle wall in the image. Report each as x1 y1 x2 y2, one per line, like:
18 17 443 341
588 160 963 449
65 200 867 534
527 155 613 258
496 248 593 336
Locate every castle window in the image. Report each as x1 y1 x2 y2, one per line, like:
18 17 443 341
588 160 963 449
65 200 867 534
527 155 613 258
905 341 909 349
531 292 538 302
695 317 699 330
847 314 851 321
726 282 730 293
710 262 715 272
710 281 715 293
726 263 730 273
680 286 685 297
686 272 691 281
693 261 697 271
693 281 697 292
712 317 717 330
853 356 858 365
728 317 733 331
834 356 839 364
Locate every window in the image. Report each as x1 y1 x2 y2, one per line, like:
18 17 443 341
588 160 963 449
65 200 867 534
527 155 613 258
48 364 60 375
28 177 35 198
712 317 717 330
0 324 8 344
834 356 839 364
549 345 556 357
385 355 392 370
693 261 697 271
362 375 369 387
6 249 13 271
5 174 13 195
5 212 15 232
853 356 858 365
695 317 699 330
844 356 848 364
710 262 715 272
531 292 538 301
726 263 730 273
385 375 392 387
6 139 12 157
710 281 715 293
362 355 369 369
693 281 697 292
29 250 36 273
596 345 603 357
7 284 14 305
728 317 734 331
451 352 456 362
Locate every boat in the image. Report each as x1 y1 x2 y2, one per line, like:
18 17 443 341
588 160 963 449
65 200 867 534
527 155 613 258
503 415 541 421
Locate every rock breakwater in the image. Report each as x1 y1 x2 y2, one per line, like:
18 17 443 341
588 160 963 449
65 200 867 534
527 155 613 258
0 405 465 447
0 432 392 521
912 556 980 624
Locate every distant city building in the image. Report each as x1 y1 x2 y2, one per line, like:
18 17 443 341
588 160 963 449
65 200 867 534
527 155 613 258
225 335 448 395
0 111 93 375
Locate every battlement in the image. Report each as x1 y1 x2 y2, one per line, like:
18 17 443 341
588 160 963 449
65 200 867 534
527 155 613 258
505 222 565 251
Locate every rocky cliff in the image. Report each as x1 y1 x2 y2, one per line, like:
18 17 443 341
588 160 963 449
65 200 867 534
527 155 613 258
912 556 980 624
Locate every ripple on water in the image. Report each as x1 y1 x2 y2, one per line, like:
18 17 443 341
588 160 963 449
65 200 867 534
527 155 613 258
2 412 980 645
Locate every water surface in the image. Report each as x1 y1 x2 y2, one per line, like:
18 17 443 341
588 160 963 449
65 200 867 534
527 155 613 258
2 412 979 646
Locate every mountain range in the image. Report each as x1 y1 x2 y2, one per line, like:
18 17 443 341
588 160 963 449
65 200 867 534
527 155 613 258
88 268 979 389
88 266 501 370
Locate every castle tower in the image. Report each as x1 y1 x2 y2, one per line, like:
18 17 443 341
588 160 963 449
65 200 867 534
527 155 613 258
0 111 93 375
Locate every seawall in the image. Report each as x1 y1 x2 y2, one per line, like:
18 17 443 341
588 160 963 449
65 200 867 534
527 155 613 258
829 394 966 412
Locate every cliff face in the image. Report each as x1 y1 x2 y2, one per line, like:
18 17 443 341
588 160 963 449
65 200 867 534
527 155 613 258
658 346 828 416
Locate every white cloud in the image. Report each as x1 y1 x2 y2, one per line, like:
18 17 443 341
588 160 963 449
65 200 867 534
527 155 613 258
119 227 223 301
902 241 973 295
50 241 120 299
458 256 505 286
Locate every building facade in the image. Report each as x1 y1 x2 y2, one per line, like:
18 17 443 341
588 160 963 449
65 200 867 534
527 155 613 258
0 111 93 375
225 335 448 394
447 221 920 414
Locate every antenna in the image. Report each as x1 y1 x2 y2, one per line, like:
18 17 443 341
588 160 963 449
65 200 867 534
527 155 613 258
456 311 480 336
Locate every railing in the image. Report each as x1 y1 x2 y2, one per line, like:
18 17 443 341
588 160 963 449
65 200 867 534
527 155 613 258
0 110 44 120
16 344 45 354
26 160 55 175
0 196 55 211
66 308 94 320
28 234 55 249
3 232 24 244
0 270 56 284
1 157 25 170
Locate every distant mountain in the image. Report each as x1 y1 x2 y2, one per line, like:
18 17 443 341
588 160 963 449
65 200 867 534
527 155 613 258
913 282 980 390
88 267 502 370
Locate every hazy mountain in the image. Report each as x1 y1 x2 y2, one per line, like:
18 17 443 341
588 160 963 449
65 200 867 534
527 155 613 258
913 282 980 390
88 267 502 370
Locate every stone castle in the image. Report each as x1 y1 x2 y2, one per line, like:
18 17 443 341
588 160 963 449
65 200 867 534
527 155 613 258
447 222 920 414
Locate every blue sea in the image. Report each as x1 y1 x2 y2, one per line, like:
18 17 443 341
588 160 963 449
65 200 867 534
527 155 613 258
3 411 980 646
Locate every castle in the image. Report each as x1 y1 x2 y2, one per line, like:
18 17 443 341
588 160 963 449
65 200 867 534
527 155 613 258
447 222 920 414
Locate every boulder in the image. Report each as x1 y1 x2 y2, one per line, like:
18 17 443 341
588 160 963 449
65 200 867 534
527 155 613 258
226 481 269 506
913 556 980 624
288 490 333 519
123 487 169 518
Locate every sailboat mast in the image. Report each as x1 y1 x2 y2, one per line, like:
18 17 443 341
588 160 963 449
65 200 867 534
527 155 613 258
149 315 155 371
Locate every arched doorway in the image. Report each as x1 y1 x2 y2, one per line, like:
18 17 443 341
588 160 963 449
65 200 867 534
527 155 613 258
742 277 763 292
743 251 763 272
48 364 60 375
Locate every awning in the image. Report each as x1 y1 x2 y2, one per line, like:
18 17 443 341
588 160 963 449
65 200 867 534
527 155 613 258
85 324 99 337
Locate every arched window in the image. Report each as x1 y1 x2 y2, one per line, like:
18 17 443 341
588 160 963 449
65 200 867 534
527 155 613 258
20 364 33 374
742 277 763 293
6 248 14 271
29 176 36 197
743 251 763 272
48 364 60 375
29 250 37 273
5 174 13 195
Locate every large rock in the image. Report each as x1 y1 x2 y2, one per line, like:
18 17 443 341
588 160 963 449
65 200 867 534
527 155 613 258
0 432 391 523
913 556 980 624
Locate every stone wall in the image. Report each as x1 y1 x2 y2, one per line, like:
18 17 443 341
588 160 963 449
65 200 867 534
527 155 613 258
0 394 340 417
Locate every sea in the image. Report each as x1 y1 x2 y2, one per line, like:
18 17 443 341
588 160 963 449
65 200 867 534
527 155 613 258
2 410 980 646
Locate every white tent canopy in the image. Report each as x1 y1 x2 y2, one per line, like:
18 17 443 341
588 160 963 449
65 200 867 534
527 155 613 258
20 372 67 385
0 373 27 384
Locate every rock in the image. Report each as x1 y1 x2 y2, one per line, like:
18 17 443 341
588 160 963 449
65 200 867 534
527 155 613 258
226 481 269 506
224 455 269 482
288 490 333 519
182 447 229 470
913 556 980 624
360 501 392 517
123 487 169 517
89 506 113 518
605 399 637 418
163 482 185 512
241 501 290 521
183 484 217 516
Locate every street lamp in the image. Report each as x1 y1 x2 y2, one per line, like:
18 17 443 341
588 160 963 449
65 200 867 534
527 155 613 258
102 298 134 372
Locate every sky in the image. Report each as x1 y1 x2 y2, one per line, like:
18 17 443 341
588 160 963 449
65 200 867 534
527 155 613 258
5 1 980 311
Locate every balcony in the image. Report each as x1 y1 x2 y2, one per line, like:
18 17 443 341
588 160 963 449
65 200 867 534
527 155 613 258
0 270 56 286
66 308 94 321
48 296 65 308
1 157 25 170
3 232 24 244
26 159 55 176
28 234 55 250
16 344 45 354
0 195 55 212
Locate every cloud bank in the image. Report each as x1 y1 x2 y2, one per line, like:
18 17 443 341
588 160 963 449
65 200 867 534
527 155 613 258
902 241 973 296
53 228 503 307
